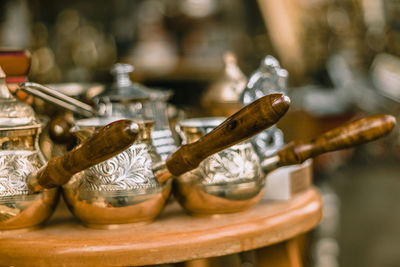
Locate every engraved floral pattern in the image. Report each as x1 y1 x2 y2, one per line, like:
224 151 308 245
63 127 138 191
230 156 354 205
199 142 263 184
0 151 43 197
80 143 159 191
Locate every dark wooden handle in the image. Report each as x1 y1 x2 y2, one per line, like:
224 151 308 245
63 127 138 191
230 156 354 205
166 93 291 176
277 114 396 166
31 120 139 189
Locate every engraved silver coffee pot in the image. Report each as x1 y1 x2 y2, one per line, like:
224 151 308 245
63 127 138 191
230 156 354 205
0 67 139 231
0 67 58 231
62 117 172 229
174 117 266 214
174 114 397 215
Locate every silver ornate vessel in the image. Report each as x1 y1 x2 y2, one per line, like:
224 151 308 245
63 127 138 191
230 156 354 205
107 64 177 160
0 67 59 231
241 55 288 158
63 117 171 228
20 63 178 160
174 117 265 215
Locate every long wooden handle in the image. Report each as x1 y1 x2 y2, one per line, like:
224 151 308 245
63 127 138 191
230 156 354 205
28 120 139 192
165 94 290 178
277 114 396 166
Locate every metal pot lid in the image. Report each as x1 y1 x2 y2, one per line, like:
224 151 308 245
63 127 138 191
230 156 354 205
101 63 173 103
100 63 150 102
0 67 40 128
101 83 151 102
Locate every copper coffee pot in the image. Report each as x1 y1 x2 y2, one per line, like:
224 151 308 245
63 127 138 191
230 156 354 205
0 67 139 230
172 114 396 215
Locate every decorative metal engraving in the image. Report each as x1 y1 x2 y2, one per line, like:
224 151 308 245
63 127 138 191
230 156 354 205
79 143 159 191
197 142 263 185
240 55 288 158
0 151 44 197
151 129 177 160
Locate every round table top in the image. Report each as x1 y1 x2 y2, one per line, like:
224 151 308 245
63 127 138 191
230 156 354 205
0 188 322 266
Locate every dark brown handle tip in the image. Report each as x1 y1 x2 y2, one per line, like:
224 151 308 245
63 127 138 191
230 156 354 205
277 114 397 166
271 94 291 120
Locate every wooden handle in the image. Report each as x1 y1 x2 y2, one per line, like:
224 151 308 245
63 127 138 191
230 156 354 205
29 120 139 191
277 114 396 166
166 94 290 177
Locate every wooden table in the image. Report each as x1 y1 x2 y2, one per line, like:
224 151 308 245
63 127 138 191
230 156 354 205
0 188 322 266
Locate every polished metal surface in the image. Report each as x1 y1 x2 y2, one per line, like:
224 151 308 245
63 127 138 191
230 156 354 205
0 70 40 127
0 151 44 197
174 117 265 215
201 52 247 117
19 82 98 118
0 143 59 230
108 64 178 159
240 55 288 159
20 63 179 160
0 189 59 230
0 67 59 230
0 130 58 230
146 89 177 160
63 117 171 228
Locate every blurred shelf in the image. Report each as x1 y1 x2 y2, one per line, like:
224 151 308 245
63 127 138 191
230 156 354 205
127 57 223 83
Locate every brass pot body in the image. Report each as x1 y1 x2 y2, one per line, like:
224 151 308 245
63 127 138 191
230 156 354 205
62 118 171 229
174 118 265 215
0 126 59 230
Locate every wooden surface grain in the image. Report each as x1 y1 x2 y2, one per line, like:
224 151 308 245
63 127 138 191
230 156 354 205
0 188 322 266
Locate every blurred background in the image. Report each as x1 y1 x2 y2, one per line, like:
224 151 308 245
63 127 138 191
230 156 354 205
1 0 400 266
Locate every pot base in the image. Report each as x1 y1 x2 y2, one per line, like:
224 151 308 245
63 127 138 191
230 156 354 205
63 181 172 228
174 180 265 215
0 189 59 231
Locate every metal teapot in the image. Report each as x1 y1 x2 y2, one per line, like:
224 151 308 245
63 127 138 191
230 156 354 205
0 68 138 231
173 112 396 215
0 67 55 231
174 117 265 214
62 117 171 229
241 55 289 159
19 63 178 160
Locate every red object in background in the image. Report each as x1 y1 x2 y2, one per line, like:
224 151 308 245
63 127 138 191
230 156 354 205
5 76 28 84
0 49 31 77
0 49 32 103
